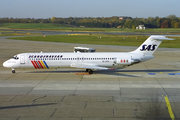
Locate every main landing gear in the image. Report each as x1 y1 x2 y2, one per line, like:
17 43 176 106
12 68 15 73
86 69 93 74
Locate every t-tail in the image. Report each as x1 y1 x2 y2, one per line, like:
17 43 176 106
131 35 174 55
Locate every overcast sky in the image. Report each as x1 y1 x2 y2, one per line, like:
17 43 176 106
0 0 179 18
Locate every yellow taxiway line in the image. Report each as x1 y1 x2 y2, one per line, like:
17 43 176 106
164 95 175 120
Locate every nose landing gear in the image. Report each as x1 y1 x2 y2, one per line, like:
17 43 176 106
12 68 15 73
86 69 93 74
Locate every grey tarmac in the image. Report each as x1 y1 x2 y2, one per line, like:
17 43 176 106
0 36 180 120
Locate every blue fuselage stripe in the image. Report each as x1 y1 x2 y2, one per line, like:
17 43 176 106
43 61 49 69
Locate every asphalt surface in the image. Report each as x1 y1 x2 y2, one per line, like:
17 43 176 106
0 35 180 120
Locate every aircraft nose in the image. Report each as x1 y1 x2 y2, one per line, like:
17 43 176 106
3 60 10 68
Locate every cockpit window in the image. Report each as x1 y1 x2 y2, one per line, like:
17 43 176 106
13 56 19 60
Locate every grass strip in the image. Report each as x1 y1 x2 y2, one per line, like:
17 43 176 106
8 34 180 48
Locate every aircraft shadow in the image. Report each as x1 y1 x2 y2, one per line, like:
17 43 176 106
27 70 137 77
115 69 180 73
0 103 56 110
27 69 180 77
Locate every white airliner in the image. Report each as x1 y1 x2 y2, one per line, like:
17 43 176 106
3 35 174 74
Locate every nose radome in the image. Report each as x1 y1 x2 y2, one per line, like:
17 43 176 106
3 61 8 67
3 61 10 68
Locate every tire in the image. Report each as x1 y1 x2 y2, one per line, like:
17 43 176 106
12 70 15 73
88 70 93 74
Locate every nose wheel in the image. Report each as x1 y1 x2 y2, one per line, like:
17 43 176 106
12 68 15 73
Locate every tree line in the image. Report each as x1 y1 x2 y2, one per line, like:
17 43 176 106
0 15 180 28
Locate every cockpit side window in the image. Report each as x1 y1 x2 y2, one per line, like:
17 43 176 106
13 56 19 60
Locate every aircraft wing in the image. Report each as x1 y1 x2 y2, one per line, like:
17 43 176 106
70 63 112 70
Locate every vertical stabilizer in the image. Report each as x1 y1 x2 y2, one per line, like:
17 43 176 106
131 35 174 55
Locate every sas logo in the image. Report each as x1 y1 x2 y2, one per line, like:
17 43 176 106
140 44 157 51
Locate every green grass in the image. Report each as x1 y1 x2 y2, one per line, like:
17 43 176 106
8 34 180 48
0 23 122 31
1 23 180 33
0 23 71 30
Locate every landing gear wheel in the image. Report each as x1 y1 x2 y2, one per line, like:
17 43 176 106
12 70 15 73
88 70 93 74
12 68 15 73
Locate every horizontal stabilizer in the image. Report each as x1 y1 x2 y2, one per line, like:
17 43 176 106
150 36 174 41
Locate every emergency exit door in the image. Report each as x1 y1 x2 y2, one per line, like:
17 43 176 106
20 55 25 64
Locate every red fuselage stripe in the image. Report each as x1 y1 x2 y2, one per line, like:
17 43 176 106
34 61 40 69
36 61 41 69
31 61 37 69
38 61 44 69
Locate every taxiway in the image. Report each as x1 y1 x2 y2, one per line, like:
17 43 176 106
0 36 180 120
